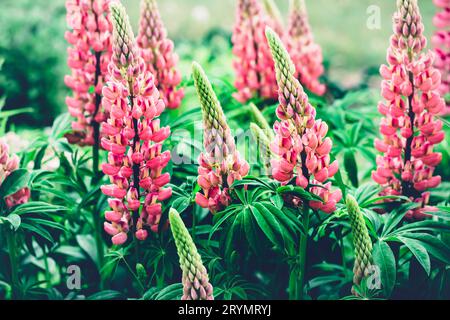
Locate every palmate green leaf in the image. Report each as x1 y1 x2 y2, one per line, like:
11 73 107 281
20 222 55 244
400 233 450 265
391 236 431 276
144 283 183 300
232 175 276 190
277 185 323 202
0 168 30 199
354 183 381 206
171 196 191 214
224 210 243 259
10 202 67 216
24 217 66 233
394 220 450 235
242 207 259 253
344 149 359 188
87 290 124 300
210 205 240 240
50 112 72 139
77 234 99 267
2 214 21 230
381 203 419 237
251 203 285 249
264 203 305 238
372 241 396 298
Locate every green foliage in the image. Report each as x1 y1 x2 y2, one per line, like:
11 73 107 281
0 0 448 301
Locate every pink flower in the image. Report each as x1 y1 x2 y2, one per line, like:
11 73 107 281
432 0 450 114
101 2 172 245
65 0 113 146
137 0 184 110
285 0 326 96
373 0 446 220
0 140 30 209
266 28 341 213
232 0 278 103
192 63 250 214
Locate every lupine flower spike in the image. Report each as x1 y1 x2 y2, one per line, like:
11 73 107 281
0 140 30 208
169 208 214 300
346 195 374 296
263 0 285 36
250 123 273 176
65 0 113 146
249 103 274 140
266 27 341 213
372 0 446 220
232 0 278 103
193 62 250 214
101 2 172 245
433 0 450 114
137 0 184 109
286 0 325 96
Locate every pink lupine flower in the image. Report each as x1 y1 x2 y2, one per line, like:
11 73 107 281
432 0 450 114
373 0 446 220
100 2 172 244
0 140 30 209
137 0 184 109
232 0 278 103
192 62 250 214
65 0 113 146
266 28 341 214
286 0 326 96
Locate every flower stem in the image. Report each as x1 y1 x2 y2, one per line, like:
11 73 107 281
6 230 20 300
297 205 310 300
93 207 105 288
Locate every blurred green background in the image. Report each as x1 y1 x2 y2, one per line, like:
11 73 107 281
0 0 438 127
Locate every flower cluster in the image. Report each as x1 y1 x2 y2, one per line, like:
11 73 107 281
286 0 326 96
433 0 450 114
101 2 172 245
346 195 374 296
266 28 341 213
0 140 30 209
372 0 446 220
137 0 184 109
249 103 274 176
65 0 113 146
232 0 278 103
193 62 250 214
169 209 214 300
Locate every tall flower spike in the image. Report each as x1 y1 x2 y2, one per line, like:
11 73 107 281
263 0 285 36
169 209 214 300
65 0 113 146
432 0 450 114
232 0 278 103
286 0 326 96
346 195 373 296
266 27 341 213
100 2 172 245
137 0 184 109
249 103 274 140
192 62 250 214
0 140 30 208
372 0 446 220
250 123 273 176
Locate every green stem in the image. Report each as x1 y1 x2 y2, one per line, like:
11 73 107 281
122 256 145 296
6 231 20 300
43 247 51 289
93 208 105 289
297 205 310 300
